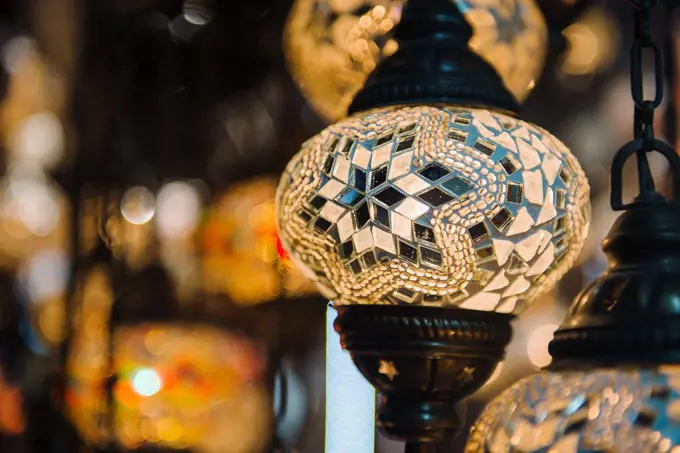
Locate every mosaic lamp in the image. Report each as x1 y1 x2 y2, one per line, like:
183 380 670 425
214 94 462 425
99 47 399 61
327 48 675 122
276 0 589 450
284 0 548 122
466 1 680 451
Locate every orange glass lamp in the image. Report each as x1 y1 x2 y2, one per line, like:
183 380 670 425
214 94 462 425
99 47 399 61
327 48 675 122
201 177 318 306
66 269 272 453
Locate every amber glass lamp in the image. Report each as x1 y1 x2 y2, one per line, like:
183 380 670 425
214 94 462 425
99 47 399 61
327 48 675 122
284 0 548 122
66 268 272 453
276 0 589 450
201 177 317 306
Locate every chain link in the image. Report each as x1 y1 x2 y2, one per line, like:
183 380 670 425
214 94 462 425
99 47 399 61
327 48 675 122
610 0 680 210
630 0 664 148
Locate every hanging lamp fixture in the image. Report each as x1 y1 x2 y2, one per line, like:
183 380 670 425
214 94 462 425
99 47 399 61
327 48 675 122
276 0 590 451
283 0 548 122
467 1 680 451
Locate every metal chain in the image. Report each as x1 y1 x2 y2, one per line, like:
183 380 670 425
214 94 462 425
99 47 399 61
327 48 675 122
610 0 680 210
630 0 664 146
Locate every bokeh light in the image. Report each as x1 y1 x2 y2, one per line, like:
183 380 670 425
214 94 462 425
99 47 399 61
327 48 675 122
157 181 201 239
121 186 156 226
131 367 163 397
12 111 65 169
526 323 559 368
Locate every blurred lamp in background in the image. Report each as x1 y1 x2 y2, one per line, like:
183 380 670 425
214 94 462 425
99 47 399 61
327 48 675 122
277 0 589 450
67 268 272 453
201 177 318 305
284 0 548 122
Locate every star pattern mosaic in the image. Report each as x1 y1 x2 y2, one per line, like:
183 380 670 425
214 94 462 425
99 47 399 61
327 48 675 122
467 367 680 453
276 106 590 313
284 0 547 122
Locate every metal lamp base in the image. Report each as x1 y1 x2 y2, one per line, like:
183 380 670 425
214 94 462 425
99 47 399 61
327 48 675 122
333 304 513 450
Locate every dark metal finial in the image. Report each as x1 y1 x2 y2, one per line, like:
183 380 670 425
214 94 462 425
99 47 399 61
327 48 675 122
348 0 519 115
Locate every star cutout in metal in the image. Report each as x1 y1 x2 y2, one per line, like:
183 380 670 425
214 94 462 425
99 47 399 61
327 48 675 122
379 360 399 381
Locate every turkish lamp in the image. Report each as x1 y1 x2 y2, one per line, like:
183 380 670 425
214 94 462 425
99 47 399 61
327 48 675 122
467 151 680 452
467 0 680 448
284 0 548 122
276 0 590 449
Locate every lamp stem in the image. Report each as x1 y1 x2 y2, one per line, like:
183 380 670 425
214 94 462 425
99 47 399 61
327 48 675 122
405 442 438 453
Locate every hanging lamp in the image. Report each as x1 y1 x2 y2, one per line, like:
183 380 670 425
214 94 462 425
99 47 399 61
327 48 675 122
284 0 548 122
276 0 591 450
466 1 680 451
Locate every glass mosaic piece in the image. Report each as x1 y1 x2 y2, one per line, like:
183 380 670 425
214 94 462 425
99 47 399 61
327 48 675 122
354 202 371 228
276 106 590 312
527 243 555 276
333 155 351 182
394 173 431 194
475 138 498 156
459 292 501 311
467 367 680 453
353 168 367 192
414 223 436 244
319 179 346 199
485 270 509 292
515 231 543 261
517 138 541 169
339 187 364 207
373 226 396 255
372 204 390 229
375 186 406 206
442 176 475 197
507 183 523 204
371 166 388 189
418 187 455 207
512 126 532 141
337 213 355 242
353 227 374 253
491 132 517 153
396 136 416 152
536 188 557 225
418 163 451 182
395 197 430 220
450 128 469 143
501 275 530 297
389 151 414 180
542 152 562 185
506 206 535 236
476 245 497 264
352 144 371 169
523 169 544 205
391 211 413 241
375 132 394 148
371 144 391 169
495 297 517 313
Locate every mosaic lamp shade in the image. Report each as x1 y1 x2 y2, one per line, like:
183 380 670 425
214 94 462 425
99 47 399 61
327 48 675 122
466 367 680 453
276 105 590 314
284 0 548 122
